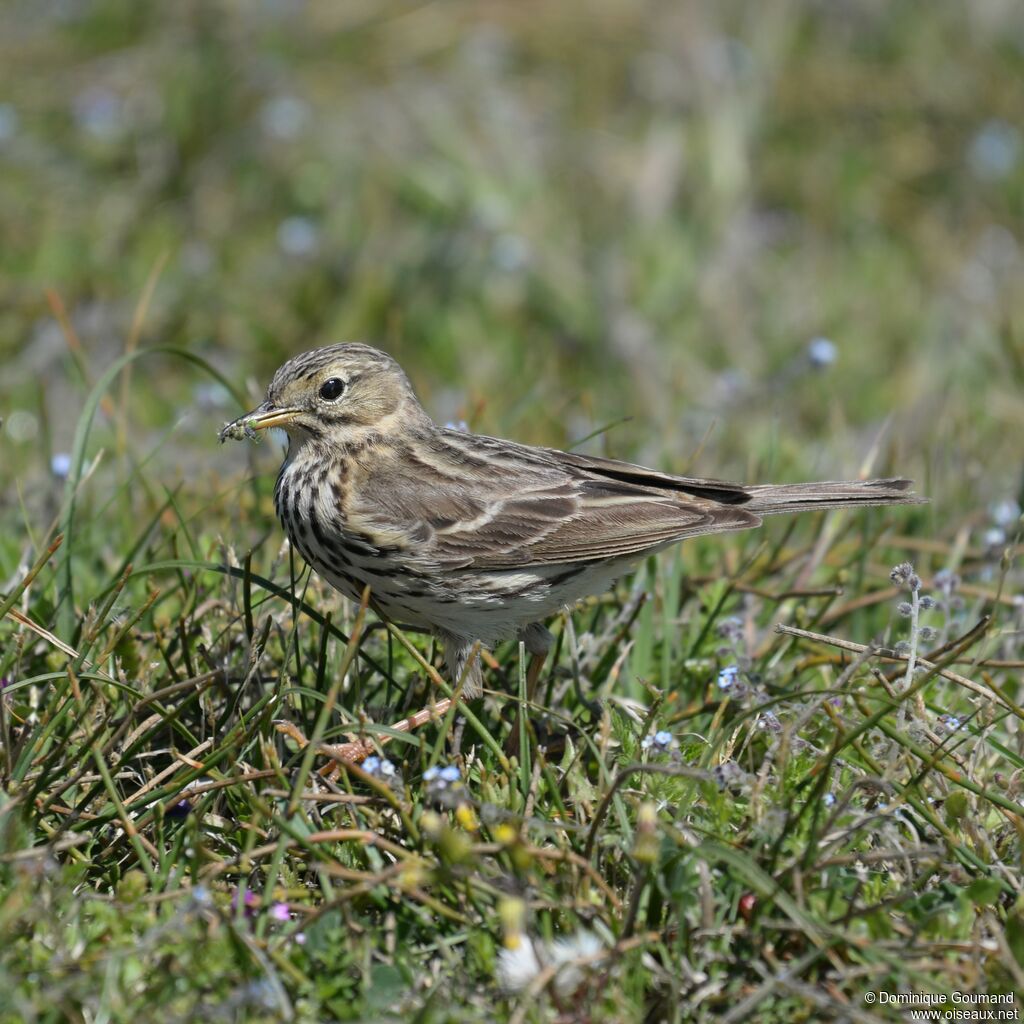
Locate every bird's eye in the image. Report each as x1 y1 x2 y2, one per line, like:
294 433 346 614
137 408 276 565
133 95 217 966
318 377 346 402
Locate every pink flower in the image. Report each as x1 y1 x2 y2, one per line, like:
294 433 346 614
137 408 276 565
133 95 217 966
232 888 259 918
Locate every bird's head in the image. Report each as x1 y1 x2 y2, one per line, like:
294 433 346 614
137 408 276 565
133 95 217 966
219 343 430 447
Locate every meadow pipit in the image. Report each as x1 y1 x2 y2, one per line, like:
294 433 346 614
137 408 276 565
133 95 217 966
221 344 921 753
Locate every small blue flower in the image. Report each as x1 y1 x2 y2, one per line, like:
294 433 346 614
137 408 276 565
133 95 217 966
990 499 1021 528
806 336 837 369
968 120 1021 180
50 453 72 479
362 755 397 780
717 665 739 690
641 730 674 753
424 763 462 792
983 527 1006 549
824 792 836 808
277 216 319 257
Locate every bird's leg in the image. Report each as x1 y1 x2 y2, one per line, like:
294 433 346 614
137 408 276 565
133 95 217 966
439 638 486 759
335 699 455 761
443 636 483 699
521 622 554 703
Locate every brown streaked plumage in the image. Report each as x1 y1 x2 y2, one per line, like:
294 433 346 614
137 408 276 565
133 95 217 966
220 342 923 697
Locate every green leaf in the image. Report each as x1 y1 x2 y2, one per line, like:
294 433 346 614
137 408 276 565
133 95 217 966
366 964 407 1010
1006 900 1024 968
963 877 1003 907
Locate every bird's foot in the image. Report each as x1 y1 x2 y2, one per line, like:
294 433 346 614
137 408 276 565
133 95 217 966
272 720 368 780
273 699 456 777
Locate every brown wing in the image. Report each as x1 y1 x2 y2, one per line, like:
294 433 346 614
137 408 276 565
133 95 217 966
449 478 761 569
348 434 761 570
544 447 753 504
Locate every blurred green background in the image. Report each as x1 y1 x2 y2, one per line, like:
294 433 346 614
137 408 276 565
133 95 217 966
2 0 1023 515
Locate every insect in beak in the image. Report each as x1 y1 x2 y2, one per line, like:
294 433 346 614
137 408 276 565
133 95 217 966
218 402 300 443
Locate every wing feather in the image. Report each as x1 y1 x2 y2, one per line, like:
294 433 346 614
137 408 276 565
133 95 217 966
350 437 762 571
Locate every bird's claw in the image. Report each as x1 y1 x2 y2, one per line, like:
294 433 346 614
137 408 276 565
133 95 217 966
273 720 375 780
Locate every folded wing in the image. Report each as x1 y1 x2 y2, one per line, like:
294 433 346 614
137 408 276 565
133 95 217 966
352 437 761 570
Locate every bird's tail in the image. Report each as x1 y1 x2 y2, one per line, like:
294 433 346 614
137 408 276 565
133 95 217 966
742 477 925 516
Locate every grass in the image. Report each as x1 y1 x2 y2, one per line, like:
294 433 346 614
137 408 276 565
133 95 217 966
2 2 1024 1021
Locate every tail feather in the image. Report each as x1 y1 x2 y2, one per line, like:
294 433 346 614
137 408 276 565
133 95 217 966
742 477 925 516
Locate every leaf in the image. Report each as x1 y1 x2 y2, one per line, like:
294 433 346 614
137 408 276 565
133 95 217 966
366 964 407 1010
1006 899 1024 968
964 877 1003 907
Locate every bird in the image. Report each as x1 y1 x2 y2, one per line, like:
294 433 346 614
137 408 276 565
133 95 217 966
220 342 921 749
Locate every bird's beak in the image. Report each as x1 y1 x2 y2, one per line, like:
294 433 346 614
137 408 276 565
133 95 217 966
218 401 301 443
